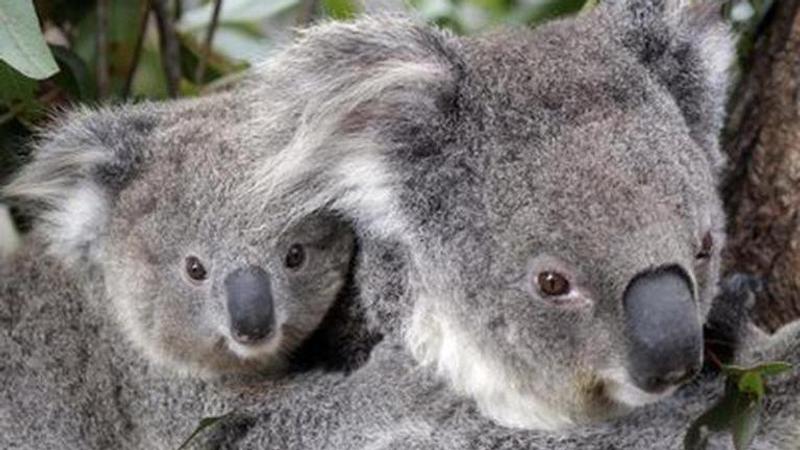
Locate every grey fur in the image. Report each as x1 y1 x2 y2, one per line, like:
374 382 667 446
4 0 796 448
190 277 800 450
0 96 356 448
2 93 355 377
245 0 735 429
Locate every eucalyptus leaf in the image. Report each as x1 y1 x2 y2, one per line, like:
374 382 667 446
731 398 762 450
684 381 741 450
0 0 58 79
50 45 95 100
737 371 764 400
521 0 586 25
323 0 361 20
176 413 232 450
0 61 37 104
750 361 792 376
723 361 793 378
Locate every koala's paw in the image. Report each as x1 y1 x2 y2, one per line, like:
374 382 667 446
720 273 763 308
704 273 764 367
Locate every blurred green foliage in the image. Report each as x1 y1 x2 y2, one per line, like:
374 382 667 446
0 0 778 241
0 0 774 161
411 0 589 32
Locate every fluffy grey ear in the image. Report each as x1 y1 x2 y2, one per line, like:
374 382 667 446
251 16 460 237
609 0 736 170
2 106 157 266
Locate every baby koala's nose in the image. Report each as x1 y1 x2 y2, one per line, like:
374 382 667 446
623 265 703 393
225 265 275 345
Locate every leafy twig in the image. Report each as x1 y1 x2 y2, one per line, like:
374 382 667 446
123 0 151 99
684 361 792 450
194 0 223 85
176 413 232 450
151 0 182 98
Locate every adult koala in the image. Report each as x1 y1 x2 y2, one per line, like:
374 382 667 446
250 0 734 430
204 278 800 450
0 94 355 448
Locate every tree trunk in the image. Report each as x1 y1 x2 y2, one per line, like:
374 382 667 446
724 0 800 331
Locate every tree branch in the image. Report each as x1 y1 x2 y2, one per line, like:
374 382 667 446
723 0 800 330
195 0 223 85
123 0 151 99
151 0 182 98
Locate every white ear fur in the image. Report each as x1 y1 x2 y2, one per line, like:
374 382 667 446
2 112 113 266
680 5 736 96
251 58 452 241
0 203 21 259
38 182 109 266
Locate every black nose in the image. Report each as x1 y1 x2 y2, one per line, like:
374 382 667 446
623 266 702 393
225 266 275 345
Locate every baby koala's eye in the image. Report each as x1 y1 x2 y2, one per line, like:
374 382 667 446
285 243 306 270
696 232 713 260
537 271 571 296
185 256 208 281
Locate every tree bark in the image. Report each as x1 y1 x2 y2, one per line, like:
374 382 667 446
724 0 800 331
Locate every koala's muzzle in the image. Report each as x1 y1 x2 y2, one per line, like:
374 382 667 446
623 266 702 393
225 266 275 345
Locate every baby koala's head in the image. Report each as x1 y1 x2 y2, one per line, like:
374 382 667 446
3 94 354 376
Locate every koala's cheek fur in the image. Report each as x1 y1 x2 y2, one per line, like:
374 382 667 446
102 232 228 376
408 293 578 430
104 250 169 368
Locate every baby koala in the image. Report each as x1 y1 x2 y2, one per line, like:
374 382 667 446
2 91 354 378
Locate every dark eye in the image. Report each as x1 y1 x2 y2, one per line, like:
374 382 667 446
185 256 208 281
285 244 306 270
696 232 713 259
537 271 571 296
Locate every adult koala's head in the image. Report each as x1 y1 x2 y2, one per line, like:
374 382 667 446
253 0 734 429
3 94 354 377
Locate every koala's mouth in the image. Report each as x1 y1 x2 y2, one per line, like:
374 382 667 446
598 368 677 409
221 326 284 360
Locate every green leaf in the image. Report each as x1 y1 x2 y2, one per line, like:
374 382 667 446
686 359 789 450
684 381 741 450
723 361 793 378
751 361 792 377
737 371 765 400
176 413 232 450
49 45 95 100
0 0 59 79
322 0 360 20
521 0 587 25
0 61 37 104
731 398 762 450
